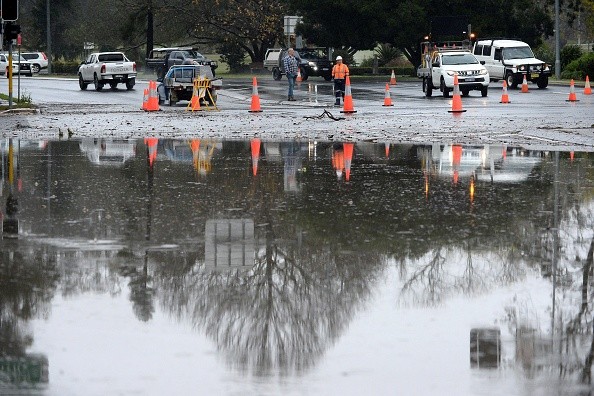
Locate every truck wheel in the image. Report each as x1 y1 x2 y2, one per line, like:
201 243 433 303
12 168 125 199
441 78 450 98
423 78 432 97
79 74 88 90
461 89 470 97
272 68 282 81
126 78 135 90
94 74 103 91
481 86 488 97
536 76 548 89
505 71 517 89
109 82 118 90
299 67 308 81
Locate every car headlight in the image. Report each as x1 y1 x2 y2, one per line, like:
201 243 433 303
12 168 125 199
479 69 488 75
308 62 315 67
518 65 526 71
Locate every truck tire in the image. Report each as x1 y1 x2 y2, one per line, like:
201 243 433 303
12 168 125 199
481 86 488 97
537 75 548 89
273 68 282 81
441 78 450 98
79 74 88 90
505 71 517 89
126 78 135 90
423 77 432 97
94 74 103 91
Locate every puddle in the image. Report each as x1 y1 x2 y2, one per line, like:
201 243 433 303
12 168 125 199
0 138 593 395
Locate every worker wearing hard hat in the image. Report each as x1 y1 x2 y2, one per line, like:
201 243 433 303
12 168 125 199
331 56 349 106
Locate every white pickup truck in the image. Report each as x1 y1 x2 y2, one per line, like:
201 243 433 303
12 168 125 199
78 52 137 91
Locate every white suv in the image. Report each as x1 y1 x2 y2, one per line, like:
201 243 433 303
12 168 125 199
425 51 490 97
0 53 33 77
21 52 48 73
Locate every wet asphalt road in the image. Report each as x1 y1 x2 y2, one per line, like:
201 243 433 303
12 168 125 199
0 75 592 149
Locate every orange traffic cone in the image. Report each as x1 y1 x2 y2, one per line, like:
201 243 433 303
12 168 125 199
187 82 201 111
248 77 262 113
448 75 466 113
500 80 511 104
251 138 261 176
343 142 354 181
584 75 592 95
141 88 149 110
567 79 579 102
296 68 302 83
520 74 529 93
146 81 160 111
390 70 396 85
382 83 393 106
341 76 357 114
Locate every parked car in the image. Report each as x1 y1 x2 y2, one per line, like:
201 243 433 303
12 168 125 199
264 47 332 81
21 52 49 73
0 52 33 77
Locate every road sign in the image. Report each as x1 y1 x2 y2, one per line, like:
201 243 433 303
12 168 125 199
1 0 19 21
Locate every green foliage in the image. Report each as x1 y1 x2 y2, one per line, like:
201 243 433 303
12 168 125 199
375 44 401 67
349 66 416 76
218 42 248 73
561 52 594 80
561 44 583 71
533 43 555 66
51 59 82 74
331 49 355 65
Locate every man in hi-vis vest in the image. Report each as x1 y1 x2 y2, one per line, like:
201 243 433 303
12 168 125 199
331 56 349 106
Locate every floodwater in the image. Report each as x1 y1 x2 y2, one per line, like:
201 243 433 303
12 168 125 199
1 138 594 395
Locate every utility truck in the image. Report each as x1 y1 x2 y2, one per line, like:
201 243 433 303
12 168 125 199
417 40 490 97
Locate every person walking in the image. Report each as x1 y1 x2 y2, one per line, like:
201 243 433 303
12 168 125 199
332 56 349 106
283 48 299 101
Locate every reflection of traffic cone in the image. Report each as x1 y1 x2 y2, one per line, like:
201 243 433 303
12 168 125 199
520 74 529 93
147 81 160 111
570 151 575 162
141 88 149 110
448 75 466 113
567 79 579 102
251 138 261 176
385 143 390 158
249 77 263 113
584 76 592 95
390 70 396 85
341 76 357 114
144 137 158 167
452 145 462 185
500 81 510 104
296 68 302 83
382 83 393 106
343 142 354 181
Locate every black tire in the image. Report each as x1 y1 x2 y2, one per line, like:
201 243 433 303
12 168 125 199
441 78 450 98
505 71 517 89
94 74 103 91
481 86 488 97
299 66 308 81
31 64 41 74
126 78 135 90
79 74 88 90
424 77 433 97
110 82 118 90
461 89 470 97
272 68 282 81
537 76 548 89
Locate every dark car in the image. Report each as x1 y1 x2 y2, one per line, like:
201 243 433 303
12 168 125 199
276 47 333 81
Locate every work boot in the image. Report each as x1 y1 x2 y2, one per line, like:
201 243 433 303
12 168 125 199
335 98 341 106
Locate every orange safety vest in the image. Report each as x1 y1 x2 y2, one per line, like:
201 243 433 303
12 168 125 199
332 63 349 79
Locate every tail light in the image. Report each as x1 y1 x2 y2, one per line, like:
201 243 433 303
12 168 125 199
101 64 106 73
133 62 136 72
42 52 47 60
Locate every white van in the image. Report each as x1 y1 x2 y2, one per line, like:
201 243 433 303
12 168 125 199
473 39 551 89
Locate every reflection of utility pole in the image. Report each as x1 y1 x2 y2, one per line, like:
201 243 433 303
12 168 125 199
552 152 559 341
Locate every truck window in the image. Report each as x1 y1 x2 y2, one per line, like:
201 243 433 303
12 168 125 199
98 53 124 62
483 46 491 56
494 48 502 61
474 45 483 55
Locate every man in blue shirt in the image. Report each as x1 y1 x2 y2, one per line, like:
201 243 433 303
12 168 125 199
283 48 299 101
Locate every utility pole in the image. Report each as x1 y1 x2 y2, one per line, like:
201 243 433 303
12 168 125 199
46 0 51 73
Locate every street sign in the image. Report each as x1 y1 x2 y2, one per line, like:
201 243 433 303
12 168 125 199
1 0 19 21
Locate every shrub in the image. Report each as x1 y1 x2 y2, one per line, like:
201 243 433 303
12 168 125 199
52 59 81 74
349 66 415 76
561 45 583 71
218 42 247 73
375 43 401 67
561 52 594 80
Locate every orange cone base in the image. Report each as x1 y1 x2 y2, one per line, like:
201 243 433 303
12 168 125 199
448 109 467 113
566 98 579 102
382 103 394 107
341 110 357 113
500 98 511 104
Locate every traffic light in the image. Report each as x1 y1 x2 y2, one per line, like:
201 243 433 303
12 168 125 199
4 22 21 41
1 0 19 21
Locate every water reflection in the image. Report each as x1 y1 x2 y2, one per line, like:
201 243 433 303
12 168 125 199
1 138 594 392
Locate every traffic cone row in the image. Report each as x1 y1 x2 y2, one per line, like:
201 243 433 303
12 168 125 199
500 81 510 104
142 81 160 112
248 76 262 113
448 75 466 113
382 83 393 106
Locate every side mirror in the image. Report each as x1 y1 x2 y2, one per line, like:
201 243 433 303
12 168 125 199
432 62 439 68
480 61 485 65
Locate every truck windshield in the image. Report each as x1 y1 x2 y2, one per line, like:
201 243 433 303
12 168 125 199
502 47 535 60
441 53 479 65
